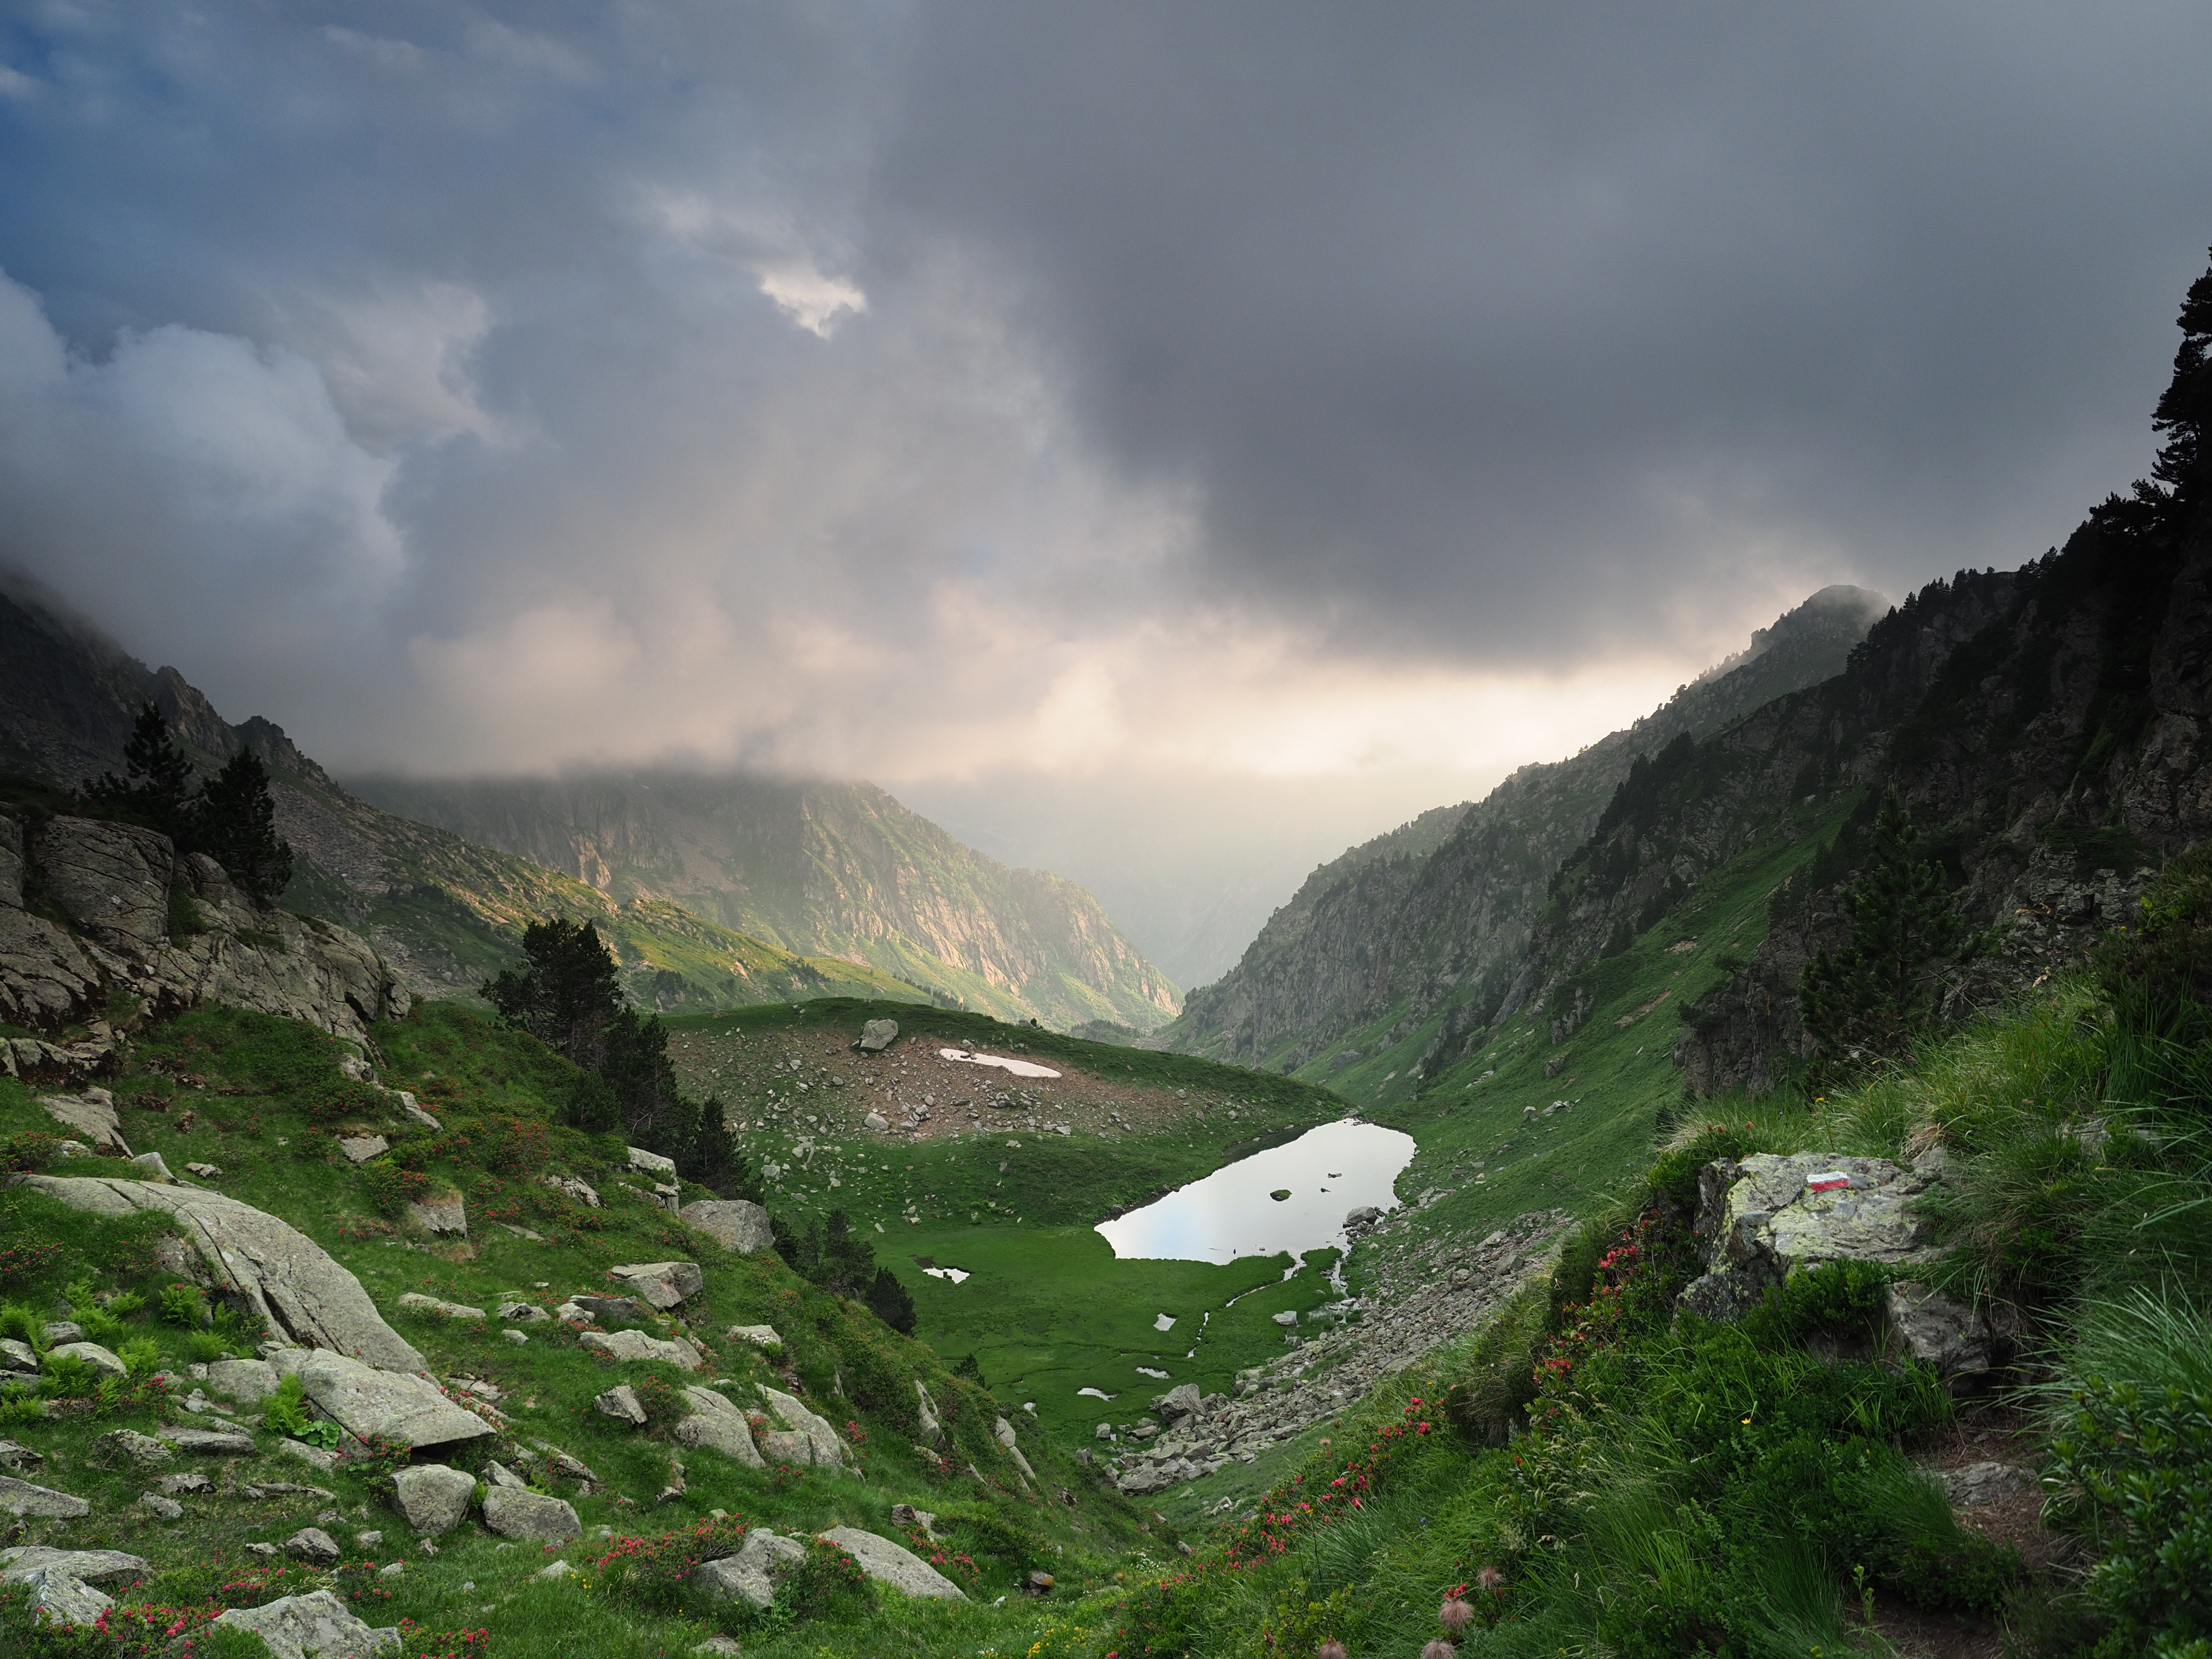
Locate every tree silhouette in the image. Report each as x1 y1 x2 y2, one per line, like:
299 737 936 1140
81 702 198 845
483 918 625 1068
195 749 294 904
1800 788 1976 1073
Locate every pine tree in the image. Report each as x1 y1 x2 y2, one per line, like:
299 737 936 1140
482 918 625 1067
1800 788 1976 1072
194 749 294 904
867 1265 917 1335
602 1006 683 1147
81 702 198 844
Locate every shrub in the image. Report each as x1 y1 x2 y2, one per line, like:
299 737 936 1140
360 1162 433 1216
0 1132 59 1175
631 1369 688 1430
779 1536 869 1621
119 1336 162 1376
1259 1578 1354 1659
2038 1291 2212 1655
295 1079 384 1124
592 1515 748 1615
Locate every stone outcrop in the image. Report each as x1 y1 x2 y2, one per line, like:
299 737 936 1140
580 1330 703 1369
757 1385 850 1470
480 1486 580 1543
607 1261 703 1308
819 1527 966 1601
17 1566 111 1629
0 814 409 1083
693 1528 806 1609
859 1019 899 1052
269 1349 492 1450
674 1386 766 1467
213 1589 400 1659
1679 1153 1945 1322
15 1175 426 1371
0 1476 89 1518
0 1547 151 1586
390 1464 476 1536
679 1199 773 1254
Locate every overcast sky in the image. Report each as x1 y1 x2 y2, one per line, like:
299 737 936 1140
3 3 2210 980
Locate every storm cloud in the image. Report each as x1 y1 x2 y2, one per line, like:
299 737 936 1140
2 3 2210 973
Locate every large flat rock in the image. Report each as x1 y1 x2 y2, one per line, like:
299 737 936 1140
271 1349 492 1451
679 1199 773 1254
213 1589 400 1659
819 1527 965 1600
0 1547 151 1586
481 1486 579 1543
14 1175 425 1371
579 1329 702 1369
0 1475 90 1517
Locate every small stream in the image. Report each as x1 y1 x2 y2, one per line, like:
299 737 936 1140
1094 1118 1415 1264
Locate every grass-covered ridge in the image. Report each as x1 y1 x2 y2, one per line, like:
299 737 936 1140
0 998 1178 1659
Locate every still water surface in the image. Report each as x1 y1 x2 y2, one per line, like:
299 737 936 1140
1094 1118 1416 1264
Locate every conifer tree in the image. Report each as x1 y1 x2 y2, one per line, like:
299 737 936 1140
81 702 198 844
1800 788 1976 1072
482 918 625 1066
194 749 294 904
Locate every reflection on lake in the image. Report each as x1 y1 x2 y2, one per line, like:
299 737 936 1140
1094 1118 1416 1263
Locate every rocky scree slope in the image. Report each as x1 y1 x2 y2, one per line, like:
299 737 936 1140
1168 584 1889 1074
346 770 1180 1033
0 584 958 1015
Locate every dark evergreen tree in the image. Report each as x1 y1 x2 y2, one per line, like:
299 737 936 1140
670 1094 761 1200
952 1352 986 1386
194 749 294 904
562 1069 623 1133
81 702 198 844
602 1006 684 1147
482 918 624 1067
1799 788 1976 1072
2149 248 2212 519
866 1265 917 1335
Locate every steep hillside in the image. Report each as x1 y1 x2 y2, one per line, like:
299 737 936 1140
0 582 922 1014
346 771 1181 1034
1509 248 2212 1096
1168 583 1889 1074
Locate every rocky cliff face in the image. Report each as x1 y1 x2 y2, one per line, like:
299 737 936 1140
1168 585 1890 1071
0 809 408 1083
343 773 1180 1033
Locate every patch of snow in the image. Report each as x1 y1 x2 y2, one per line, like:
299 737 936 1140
939 1048 1062 1080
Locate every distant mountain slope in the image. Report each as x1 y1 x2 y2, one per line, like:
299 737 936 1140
344 771 1182 1033
1167 584 1890 1071
0 580 928 1013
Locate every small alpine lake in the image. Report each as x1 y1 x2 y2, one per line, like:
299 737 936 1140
1094 1117 1416 1263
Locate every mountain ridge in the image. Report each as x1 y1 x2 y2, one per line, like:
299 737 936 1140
343 770 1181 1034
1166 583 1890 1072
0 579 1169 1028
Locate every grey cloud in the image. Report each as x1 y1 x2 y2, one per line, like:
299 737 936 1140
0 0 2208 777
877 3 2212 656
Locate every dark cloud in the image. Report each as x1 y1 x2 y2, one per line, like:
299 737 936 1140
0 1 2207 804
878 3 2212 656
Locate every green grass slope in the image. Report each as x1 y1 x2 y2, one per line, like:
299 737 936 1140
0 1000 1173 1659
